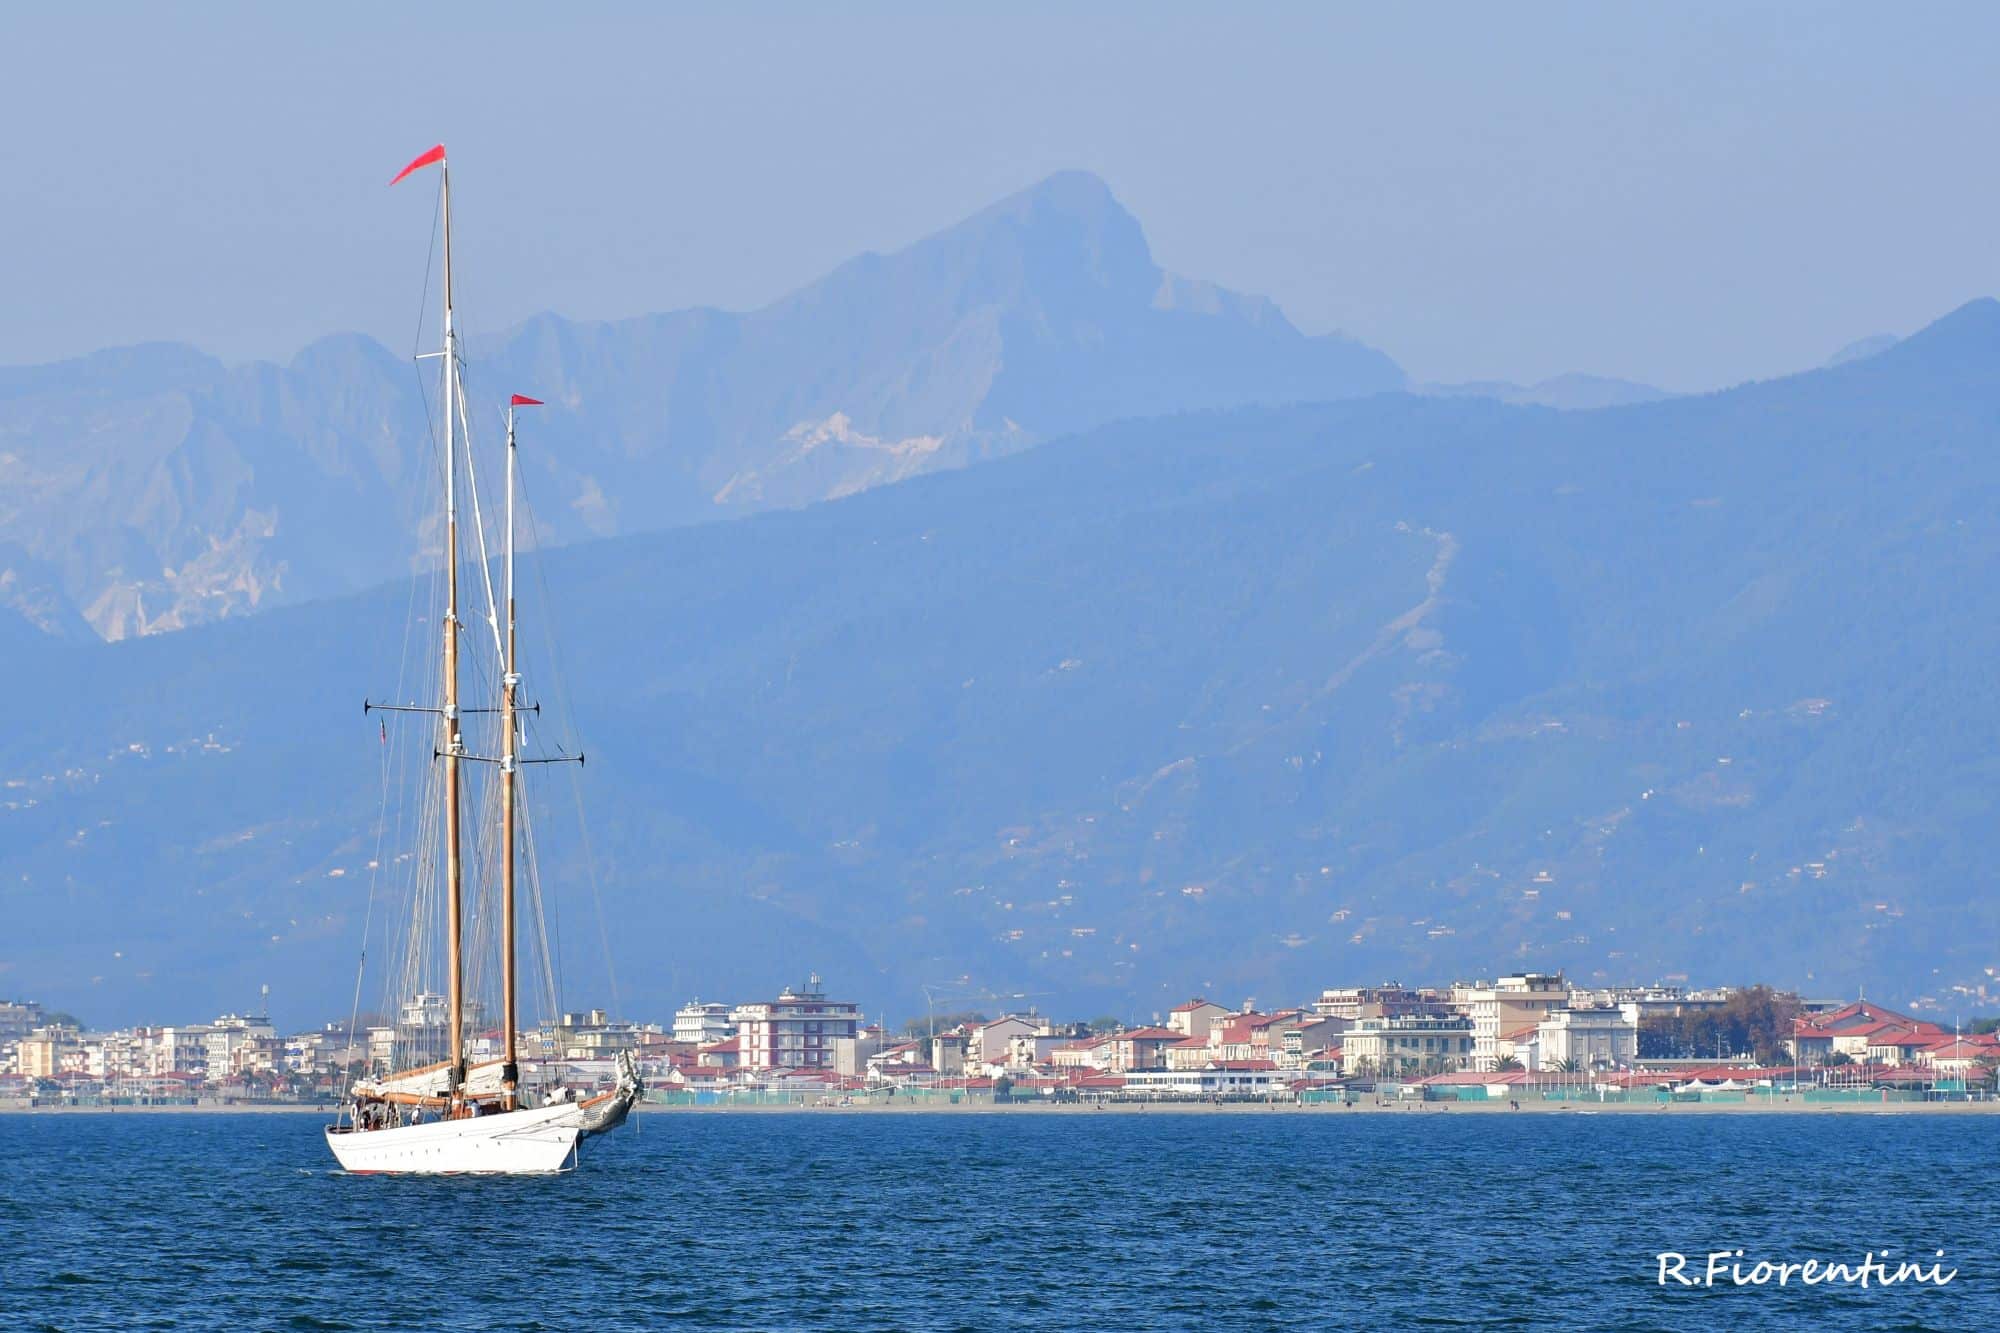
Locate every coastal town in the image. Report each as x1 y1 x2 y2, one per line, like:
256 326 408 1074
7 971 1998 1109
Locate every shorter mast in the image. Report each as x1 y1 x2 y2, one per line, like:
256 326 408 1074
501 393 543 1109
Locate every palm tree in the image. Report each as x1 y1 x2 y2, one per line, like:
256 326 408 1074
1494 1056 1525 1073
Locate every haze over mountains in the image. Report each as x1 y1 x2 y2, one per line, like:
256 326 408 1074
0 172 1400 642
0 273 1993 1025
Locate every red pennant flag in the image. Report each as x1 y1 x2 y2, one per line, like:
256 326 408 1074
390 144 446 186
509 394 544 407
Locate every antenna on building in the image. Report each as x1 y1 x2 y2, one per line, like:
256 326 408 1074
258 984 270 1020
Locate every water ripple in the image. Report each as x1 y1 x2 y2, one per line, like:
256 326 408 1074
1 1112 1995 1329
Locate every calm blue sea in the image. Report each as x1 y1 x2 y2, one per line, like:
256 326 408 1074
2 1110 1993 1330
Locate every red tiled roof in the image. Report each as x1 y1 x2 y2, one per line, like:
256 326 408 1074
1866 1031 1939 1049
1797 1001 1927 1034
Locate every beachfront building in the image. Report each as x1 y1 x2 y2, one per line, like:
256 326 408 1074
1915 1033 2000 1083
1455 974 1569 1071
1123 1062 1290 1099
203 1012 277 1080
1313 984 1447 1022
731 975 861 1071
929 1029 968 1074
0 1000 47 1047
149 1024 215 1076
697 1037 741 1069
1568 984 1732 1029
1167 998 1230 1041
1533 1006 1637 1072
833 1025 887 1076
1277 1015 1345 1070
17 1030 67 1079
1165 1036 1214 1071
966 1017 1041 1070
673 1001 736 1047
1210 1010 1306 1062
1003 1028 1075 1070
1342 1014 1474 1078
1789 1001 1946 1066
1088 1026 1182 1072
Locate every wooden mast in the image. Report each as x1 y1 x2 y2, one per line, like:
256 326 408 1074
501 400 521 1109
440 153 467 1105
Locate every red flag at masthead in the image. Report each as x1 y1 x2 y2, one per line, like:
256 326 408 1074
390 144 447 186
509 394 544 407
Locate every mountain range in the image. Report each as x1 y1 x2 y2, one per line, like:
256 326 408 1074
3 289 1998 1027
0 172 1400 642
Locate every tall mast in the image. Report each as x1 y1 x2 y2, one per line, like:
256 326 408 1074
501 399 521 1107
440 153 466 1102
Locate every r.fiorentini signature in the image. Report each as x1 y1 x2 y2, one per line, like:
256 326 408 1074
1657 1250 1957 1289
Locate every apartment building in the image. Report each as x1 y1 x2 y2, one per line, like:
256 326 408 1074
1455 974 1569 1071
731 975 860 1071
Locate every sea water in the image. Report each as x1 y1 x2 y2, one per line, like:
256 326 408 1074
3 1110 1991 1329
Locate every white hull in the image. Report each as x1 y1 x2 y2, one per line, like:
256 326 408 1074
325 1102 585 1175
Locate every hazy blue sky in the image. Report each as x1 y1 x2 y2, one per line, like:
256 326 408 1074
5 3 1997 389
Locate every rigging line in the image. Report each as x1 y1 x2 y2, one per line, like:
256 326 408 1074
517 465 622 1021
519 792 567 1086
452 360 506 663
389 565 446 1070
407 183 450 578
346 519 428 1078
389 353 446 1055
410 183 441 361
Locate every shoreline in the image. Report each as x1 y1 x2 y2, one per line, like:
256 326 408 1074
5 1098 1996 1117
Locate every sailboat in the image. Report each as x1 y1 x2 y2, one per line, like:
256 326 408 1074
325 144 640 1174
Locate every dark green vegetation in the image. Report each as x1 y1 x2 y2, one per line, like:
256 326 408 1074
1636 986 1802 1064
3 297 1997 1023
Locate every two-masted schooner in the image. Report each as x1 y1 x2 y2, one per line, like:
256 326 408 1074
325 144 639 1174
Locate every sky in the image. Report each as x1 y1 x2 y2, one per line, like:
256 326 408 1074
4 3 1999 391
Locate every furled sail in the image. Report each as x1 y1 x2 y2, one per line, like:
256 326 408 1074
356 1058 509 1101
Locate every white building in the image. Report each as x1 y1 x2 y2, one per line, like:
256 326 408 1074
1534 1007 1637 1072
673 1000 736 1047
1123 1062 1291 1099
1342 1014 1475 1078
149 1025 214 1076
203 1012 276 1079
